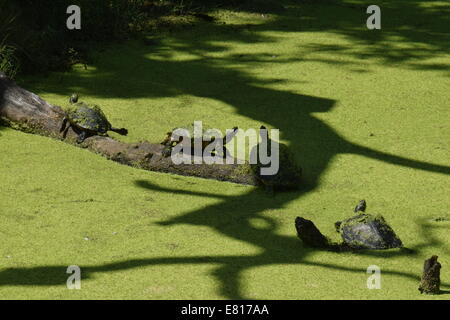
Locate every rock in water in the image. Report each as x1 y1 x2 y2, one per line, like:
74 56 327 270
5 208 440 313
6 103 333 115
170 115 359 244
419 255 441 294
336 213 403 250
295 217 329 249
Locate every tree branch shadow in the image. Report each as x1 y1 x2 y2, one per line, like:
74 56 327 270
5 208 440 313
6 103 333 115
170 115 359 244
3 0 449 299
0 181 448 298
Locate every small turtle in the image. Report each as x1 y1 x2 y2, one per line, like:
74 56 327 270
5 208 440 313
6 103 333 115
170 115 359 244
249 126 301 192
354 199 367 213
60 94 128 143
161 123 238 158
335 213 403 250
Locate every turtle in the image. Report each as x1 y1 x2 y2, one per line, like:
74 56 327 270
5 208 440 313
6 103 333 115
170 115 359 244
161 123 238 158
334 213 403 250
60 94 128 143
354 199 367 213
249 126 301 192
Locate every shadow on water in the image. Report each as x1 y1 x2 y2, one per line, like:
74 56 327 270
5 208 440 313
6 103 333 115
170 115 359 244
0 215 449 298
0 180 448 298
0 77 9 133
1 0 449 298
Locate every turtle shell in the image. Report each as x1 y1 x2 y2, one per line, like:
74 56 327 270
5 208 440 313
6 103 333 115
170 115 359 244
250 141 302 190
67 103 111 134
336 213 403 250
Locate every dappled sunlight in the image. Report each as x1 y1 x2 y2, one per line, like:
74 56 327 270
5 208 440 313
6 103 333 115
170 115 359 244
1 0 448 299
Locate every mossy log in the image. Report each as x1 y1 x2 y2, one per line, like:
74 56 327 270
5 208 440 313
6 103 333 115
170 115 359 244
0 72 258 185
419 255 441 294
295 217 330 249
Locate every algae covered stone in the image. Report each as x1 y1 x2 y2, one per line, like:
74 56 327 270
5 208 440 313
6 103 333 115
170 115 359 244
419 255 441 294
336 213 403 250
250 126 301 191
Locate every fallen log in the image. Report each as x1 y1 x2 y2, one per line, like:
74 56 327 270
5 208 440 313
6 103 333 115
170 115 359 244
418 255 441 294
295 217 331 249
0 72 258 186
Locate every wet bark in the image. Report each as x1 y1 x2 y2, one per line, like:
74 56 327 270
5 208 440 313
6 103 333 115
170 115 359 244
295 217 330 249
419 255 441 294
0 72 258 186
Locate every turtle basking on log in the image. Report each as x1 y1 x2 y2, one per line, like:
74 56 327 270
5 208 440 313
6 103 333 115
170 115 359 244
334 201 403 250
161 123 238 158
297 201 403 251
60 94 128 143
335 213 403 250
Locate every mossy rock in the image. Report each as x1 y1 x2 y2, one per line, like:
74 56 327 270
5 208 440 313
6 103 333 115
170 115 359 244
336 213 403 250
250 140 302 191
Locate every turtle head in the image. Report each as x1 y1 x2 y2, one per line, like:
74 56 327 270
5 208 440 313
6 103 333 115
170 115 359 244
69 93 79 104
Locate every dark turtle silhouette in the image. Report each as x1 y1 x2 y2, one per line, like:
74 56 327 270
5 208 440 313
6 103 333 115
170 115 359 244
60 94 128 143
335 212 403 250
249 126 301 192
